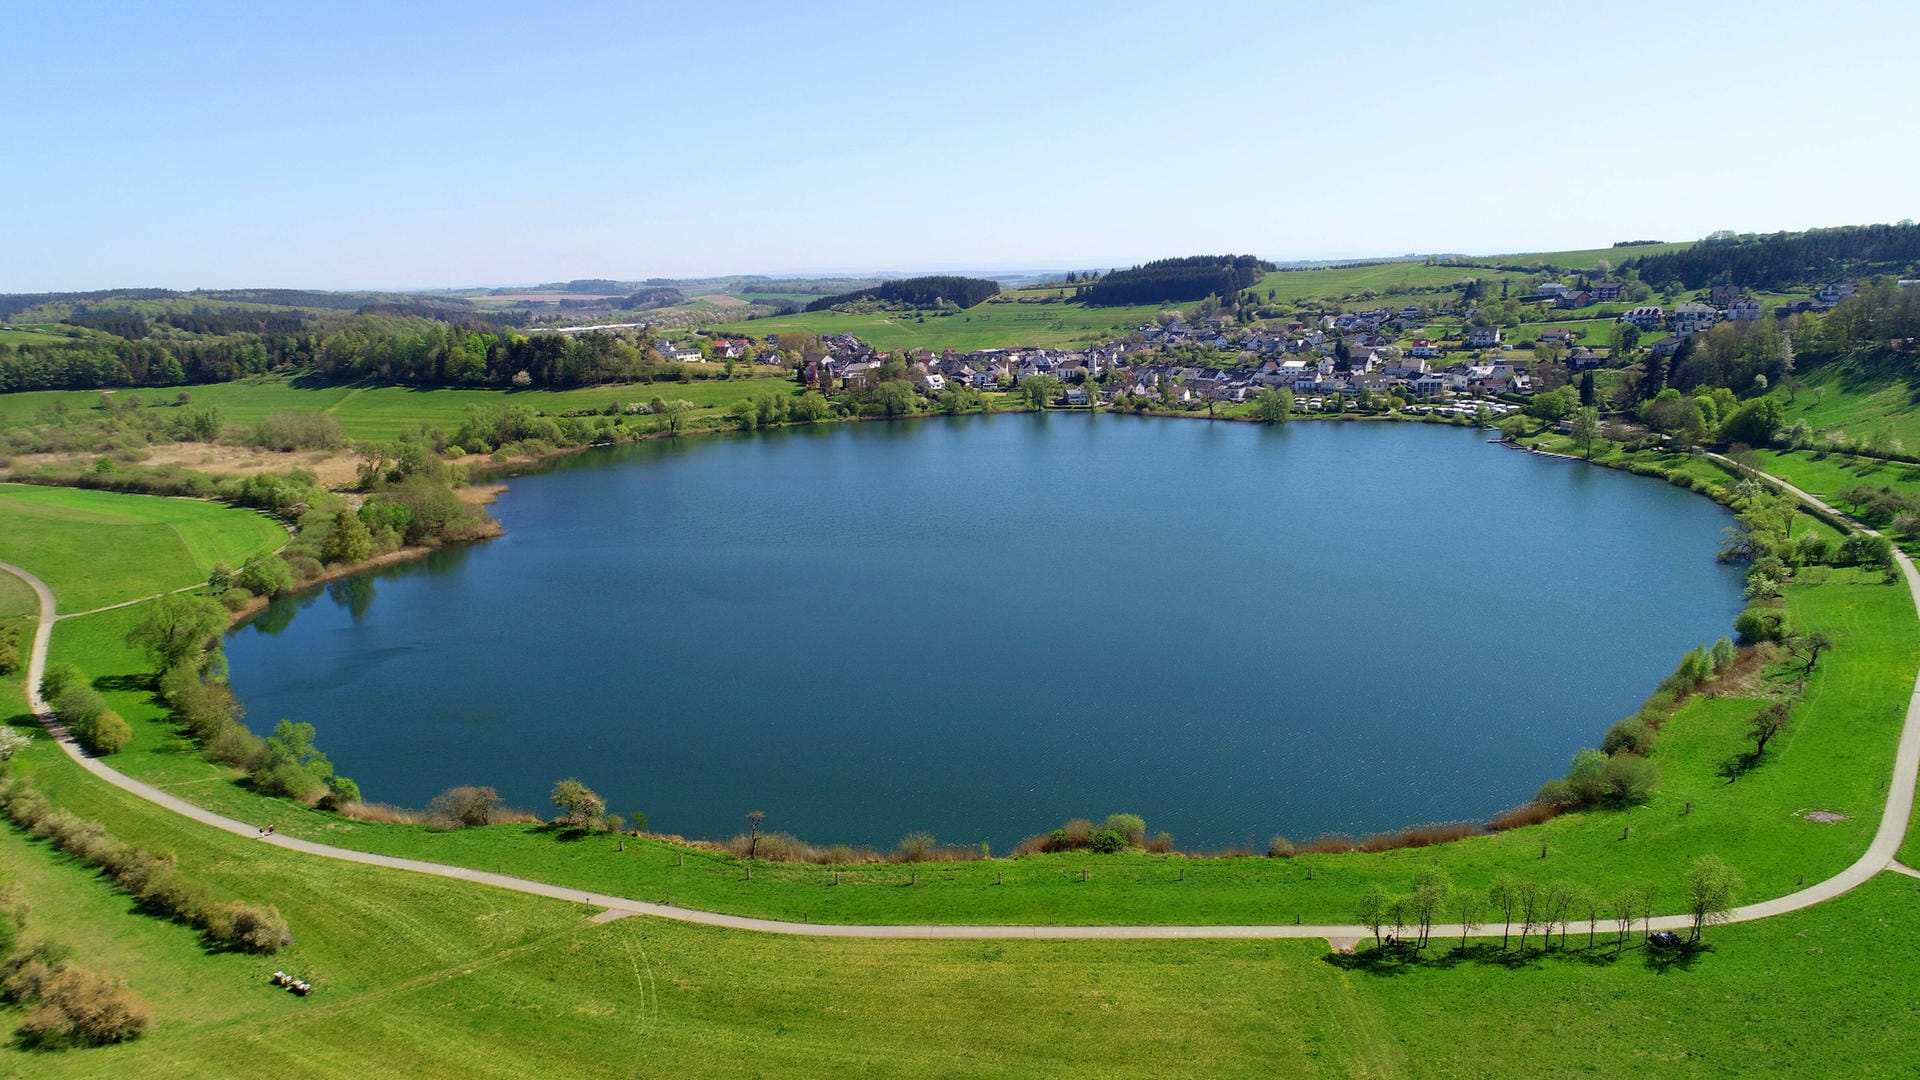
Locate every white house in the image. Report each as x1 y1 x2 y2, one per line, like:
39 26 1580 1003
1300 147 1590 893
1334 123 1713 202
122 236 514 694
1467 326 1501 348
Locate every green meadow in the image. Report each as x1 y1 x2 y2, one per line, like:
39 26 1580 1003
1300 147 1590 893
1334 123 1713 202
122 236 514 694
0 372 800 443
5 728 1920 1078
708 301 1169 353
0 484 286 613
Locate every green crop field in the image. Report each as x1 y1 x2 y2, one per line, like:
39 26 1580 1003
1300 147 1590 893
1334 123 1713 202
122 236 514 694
0 484 286 613
707 302 1170 353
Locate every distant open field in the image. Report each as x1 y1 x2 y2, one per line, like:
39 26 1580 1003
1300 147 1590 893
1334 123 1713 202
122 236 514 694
462 292 625 303
0 324 86 346
708 301 1169 352
0 484 286 613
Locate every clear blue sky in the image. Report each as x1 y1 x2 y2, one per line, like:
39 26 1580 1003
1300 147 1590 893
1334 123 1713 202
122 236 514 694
5 0 1915 290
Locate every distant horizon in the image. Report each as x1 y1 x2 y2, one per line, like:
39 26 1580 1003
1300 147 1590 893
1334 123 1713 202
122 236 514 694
0 234 1738 296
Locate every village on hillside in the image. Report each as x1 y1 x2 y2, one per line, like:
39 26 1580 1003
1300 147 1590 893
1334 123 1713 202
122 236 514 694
665 276 1885 421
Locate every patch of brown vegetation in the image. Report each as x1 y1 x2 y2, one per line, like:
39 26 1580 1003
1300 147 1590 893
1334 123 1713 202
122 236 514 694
1698 642 1778 698
1803 810 1850 824
1486 800 1561 831
695 293 748 308
3 442 362 489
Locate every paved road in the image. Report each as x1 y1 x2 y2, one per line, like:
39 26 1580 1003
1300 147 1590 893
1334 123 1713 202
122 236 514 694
5 461 1919 942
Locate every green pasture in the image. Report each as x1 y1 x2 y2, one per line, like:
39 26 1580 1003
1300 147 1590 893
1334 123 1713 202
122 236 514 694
0 484 285 613
0 373 800 442
5 723 1920 1077
1773 365 1920 450
707 302 1169 353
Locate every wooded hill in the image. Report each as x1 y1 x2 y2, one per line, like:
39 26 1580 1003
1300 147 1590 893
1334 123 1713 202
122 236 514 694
802 276 1001 312
1075 255 1274 307
1626 223 1920 290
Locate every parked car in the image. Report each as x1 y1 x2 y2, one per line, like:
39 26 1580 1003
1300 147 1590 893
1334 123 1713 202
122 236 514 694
1649 931 1683 948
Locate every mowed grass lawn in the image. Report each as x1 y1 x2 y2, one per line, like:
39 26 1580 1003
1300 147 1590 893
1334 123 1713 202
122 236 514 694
0 484 287 613
42 561 1918 929
0 373 801 443
5 725 1920 1078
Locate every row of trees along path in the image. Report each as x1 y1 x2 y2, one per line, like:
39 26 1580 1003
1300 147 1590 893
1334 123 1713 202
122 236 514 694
4 460 1919 941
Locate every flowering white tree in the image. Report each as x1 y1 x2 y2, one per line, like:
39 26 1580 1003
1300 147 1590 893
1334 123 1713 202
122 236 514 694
0 728 31 761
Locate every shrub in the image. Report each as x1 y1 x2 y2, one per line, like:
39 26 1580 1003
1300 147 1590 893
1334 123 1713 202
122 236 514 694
205 720 266 769
1267 835 1296 858
17 967 150 1047
1102 813 1147 846
1089 829 1127 853
80 710 132 755
1145 831 1175 854
1603 716 1654 756
1604 753 1660 803
893 831 937 862
205 903 292 953
426 785 502 827
1734 606 1788 644
219 587 255 611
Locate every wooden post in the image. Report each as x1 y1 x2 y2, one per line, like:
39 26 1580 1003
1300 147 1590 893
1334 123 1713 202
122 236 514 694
911 871 917 886
1621 825 1629 840
679 853 685 866
833 870 839 885
1306 867 1313 881
745 864 751 881
1081 869 1088 883
1540 843 1548 859
1178 866 1184 882
997 870 1003 886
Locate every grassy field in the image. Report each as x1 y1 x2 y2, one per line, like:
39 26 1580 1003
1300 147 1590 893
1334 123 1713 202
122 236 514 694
707 301 1169 353
0 484 286 613
1772 364 1920 451
0 572 36 621
5 725 1920 1077
1253 262 1512 302
0 373 802 442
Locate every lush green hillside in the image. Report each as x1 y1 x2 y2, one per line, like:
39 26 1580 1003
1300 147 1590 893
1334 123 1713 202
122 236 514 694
0 373 798 442
0 484 286 612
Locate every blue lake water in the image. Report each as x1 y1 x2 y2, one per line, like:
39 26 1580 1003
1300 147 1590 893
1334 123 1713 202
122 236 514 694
226 415 1745 850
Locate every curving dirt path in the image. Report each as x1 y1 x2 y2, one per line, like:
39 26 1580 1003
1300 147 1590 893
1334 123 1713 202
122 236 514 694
5 460 1920 941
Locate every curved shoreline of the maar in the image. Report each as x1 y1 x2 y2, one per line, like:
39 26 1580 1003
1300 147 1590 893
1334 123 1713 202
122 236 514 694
5 459 1919 941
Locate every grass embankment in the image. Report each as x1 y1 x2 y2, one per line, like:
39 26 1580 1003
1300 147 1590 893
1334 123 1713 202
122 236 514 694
0 483 286 613
42 548 1916 928
5 733 1920 1077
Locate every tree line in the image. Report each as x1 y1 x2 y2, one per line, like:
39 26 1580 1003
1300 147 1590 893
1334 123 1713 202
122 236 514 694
0 316 700 391
1075 255 1273 307
802 275 1001 312
1625 223 1920 289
